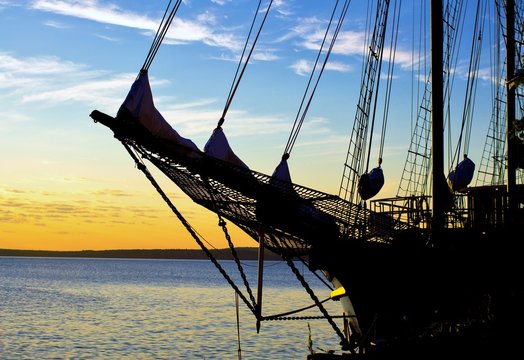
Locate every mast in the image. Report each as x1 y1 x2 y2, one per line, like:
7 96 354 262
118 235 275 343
431 0 445 233
506 0 517 225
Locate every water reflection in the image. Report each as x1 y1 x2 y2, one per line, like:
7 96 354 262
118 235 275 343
0 257 343 359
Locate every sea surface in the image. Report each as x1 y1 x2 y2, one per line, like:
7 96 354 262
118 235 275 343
0 257 344 359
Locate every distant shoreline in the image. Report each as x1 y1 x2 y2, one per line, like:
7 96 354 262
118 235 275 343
0 248 281 261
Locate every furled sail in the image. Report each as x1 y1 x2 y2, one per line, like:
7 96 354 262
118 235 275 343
118 70 200 152
204 127 249 169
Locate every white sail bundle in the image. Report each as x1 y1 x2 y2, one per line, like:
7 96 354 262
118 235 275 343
119 71 200 152
204 127 249 169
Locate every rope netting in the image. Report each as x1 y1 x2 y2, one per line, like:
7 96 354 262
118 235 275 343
92 110 413 259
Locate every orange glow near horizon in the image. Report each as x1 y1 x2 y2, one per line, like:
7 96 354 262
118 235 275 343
0 182 256 251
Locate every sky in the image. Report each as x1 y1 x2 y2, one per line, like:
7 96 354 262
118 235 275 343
0 0 499 251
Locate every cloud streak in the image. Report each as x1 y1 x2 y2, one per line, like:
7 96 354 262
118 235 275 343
0 187 166 227
0 51 319 139
31 0 160 31
290 59 351 76
30 0 244 51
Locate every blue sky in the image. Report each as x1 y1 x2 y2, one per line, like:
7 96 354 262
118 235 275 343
0 0 499 250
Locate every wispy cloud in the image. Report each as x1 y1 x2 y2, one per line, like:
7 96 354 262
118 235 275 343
0 51 148 109
0 51 88 76
0 187 165 226
0 111 31 124
95 33 119 42
286 17 421 74
30 0 243 51
0 51 301 139
20 73 136 107
43 19 70 29
161 106 292 138
290 59 351 76
210 0 231 6
89 189 134 197
31 0 159 30
271 0 293 18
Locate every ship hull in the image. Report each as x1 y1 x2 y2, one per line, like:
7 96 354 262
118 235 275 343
309 227 524 354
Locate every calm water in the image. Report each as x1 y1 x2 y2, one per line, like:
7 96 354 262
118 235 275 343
0 257 344 359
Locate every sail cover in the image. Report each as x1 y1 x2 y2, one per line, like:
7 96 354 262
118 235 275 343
358 167 385 200
204 127 249 169
448 155 475 192
119 71 200 152
271 158 293 188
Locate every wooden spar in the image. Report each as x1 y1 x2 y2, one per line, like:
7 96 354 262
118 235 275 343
431 0 445 233
506 0 517 225
256 227 265 333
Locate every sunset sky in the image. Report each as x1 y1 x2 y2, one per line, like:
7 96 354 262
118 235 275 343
1 1 497 250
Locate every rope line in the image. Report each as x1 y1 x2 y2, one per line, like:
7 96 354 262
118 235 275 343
222 0 264 124
452 0 487 169
297 256 334 291
263 315 353 321
219 0 274 126
218 217 258 308
283 0 342 156
186 179 343 327
378 0 401 163
363 0 399 173
284 0 352 157
142 0 184 72
120 141 258 316
203 177 258 308
121 140 351 339
282 254 349 349
261 296 331 320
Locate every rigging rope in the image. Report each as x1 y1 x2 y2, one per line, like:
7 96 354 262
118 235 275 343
218 217 258 308
204 177 258 309
363 0 401 173
120 138 353 339
219 0 274 127
261 297 331 321
142 0 184 72
121 139 354 343
297 257 334 291
201 173 342 327
378 0 402 164
444 0 467 171
281 253 349 349
119 140 259 317
283 0 352 158
452 0 487 169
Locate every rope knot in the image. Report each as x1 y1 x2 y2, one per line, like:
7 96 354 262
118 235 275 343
282 153 290 161
217 117 225 128
218 219 227 227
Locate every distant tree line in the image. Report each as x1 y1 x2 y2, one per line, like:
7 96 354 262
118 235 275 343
0 248 281 261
